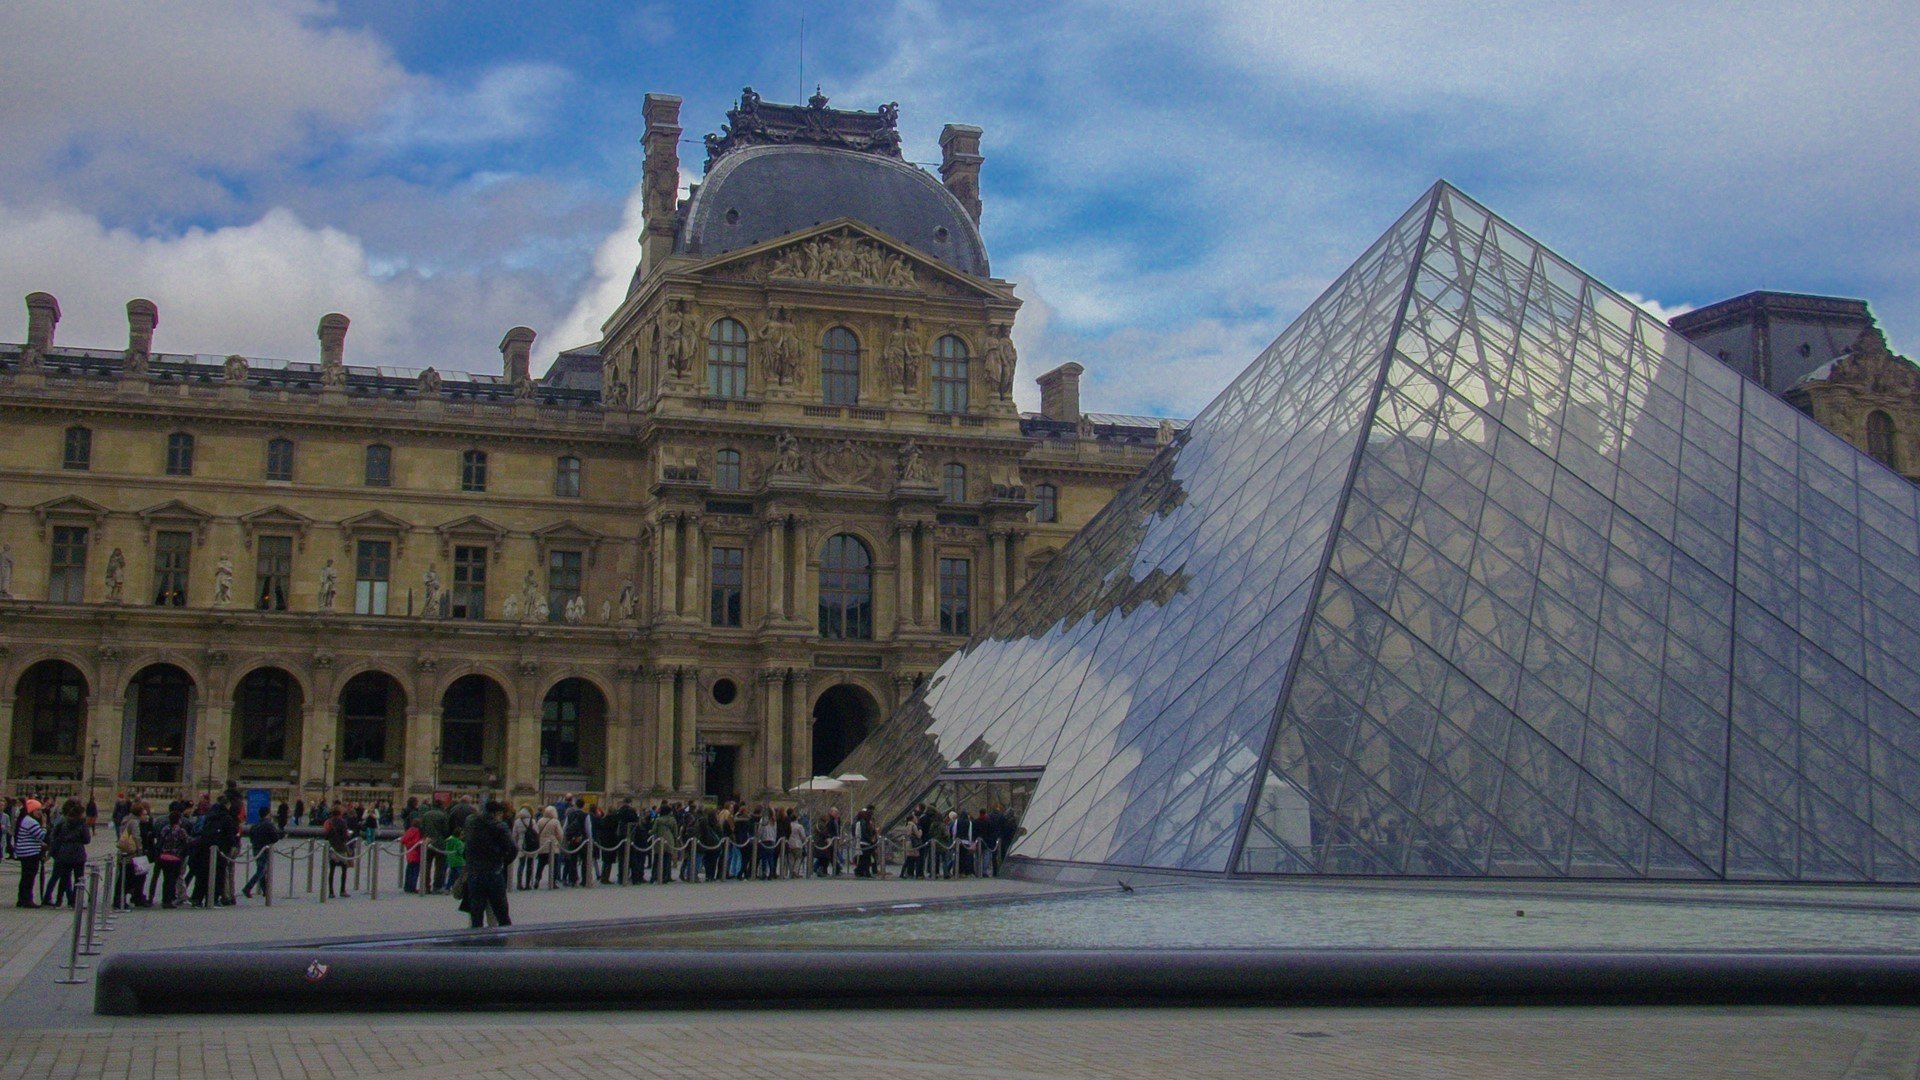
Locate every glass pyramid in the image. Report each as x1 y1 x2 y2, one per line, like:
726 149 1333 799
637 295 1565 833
842 182 1920 881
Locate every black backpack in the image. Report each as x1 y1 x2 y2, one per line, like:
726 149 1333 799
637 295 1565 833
521 823 540 853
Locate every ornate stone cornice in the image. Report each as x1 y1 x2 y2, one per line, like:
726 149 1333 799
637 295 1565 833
702 87 901 172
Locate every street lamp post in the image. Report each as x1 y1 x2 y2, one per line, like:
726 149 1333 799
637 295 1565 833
320 743 333 809
204 738 217 800
431 745 441 803
87 738 100 807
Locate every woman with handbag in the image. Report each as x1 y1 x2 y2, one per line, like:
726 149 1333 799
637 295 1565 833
13 800 47 908
116 809 150 907
42 799 91 908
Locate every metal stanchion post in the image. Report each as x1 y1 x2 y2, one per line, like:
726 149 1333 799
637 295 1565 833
79 869 102 955
55 880 89 983
369 841 379 901
263 848 273 907
306 841 316 896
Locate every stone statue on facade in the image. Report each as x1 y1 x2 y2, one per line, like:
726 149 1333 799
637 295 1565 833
773 431 806 476
501 593 521 621
983 325 1017 398
513 375 535 400
519 571 543 623
121 346 148 376
883 317 920 394
760 308 800 387
897 439 932 485
213 556 235 606
221 354 247 383
318 558 338 611
0 543 13 598
421 565 442 617
617 580 638 620
105 548 126 602
417 367 442 394
599 598 612 623
565 595 587 624
663 300 698 379
321 359 347 389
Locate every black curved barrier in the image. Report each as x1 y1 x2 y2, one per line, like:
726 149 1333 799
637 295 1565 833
97 947 1920 1015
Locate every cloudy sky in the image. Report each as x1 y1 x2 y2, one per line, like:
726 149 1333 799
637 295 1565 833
1 1 1914 418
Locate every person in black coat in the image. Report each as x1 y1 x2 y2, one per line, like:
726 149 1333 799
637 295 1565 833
459 801 516 928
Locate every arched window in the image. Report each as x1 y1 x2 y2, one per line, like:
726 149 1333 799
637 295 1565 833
440 675 496 767
707 318 749 399
821 327 860 405
265 437 295 482
235 668 293 761
165 432 195 476
460 449 488 492
1867 410 1897 468
932 335 969 413
16 660 86 758
1034 482 1059 523
555 455 582 497
818 533 873 640
62 426 91 470
942 462 967 503
364 444 392 487
715 448 742 491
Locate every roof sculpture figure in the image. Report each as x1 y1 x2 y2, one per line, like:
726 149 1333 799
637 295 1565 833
842 181 1920 883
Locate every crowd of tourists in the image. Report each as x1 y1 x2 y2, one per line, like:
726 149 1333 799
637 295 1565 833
3 786 1019 929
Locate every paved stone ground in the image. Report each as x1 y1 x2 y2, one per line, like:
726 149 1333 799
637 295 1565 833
0 847 1916 1078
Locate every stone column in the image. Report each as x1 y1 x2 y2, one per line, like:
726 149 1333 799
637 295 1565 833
918 524 937 627
894 524 914 637
987 531 1006 620
765 515 788 621
301 658 338 798
787 671 811 781
657 512 679 619
674 666 698 794
0 698 13 789
1010 529 1030 594
682 516 704 623
606 665 640 797
760 670 787 795
404 661 439 796
650 669 676 793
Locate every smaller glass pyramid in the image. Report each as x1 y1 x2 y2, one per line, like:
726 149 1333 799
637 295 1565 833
840 182 1920 882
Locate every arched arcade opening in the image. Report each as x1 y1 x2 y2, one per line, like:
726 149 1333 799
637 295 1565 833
811 683 878 778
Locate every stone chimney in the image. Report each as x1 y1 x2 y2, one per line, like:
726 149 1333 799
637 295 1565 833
939 124 984 226
21 291 60 369
126 298 158 357
500 326 536 383
318 312 350 366
639 93 683 279
1036 362 1084 424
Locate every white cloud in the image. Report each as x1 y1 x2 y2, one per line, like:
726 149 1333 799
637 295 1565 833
370 62 573 149
0 203 558 374
0 0 405 214
1622 293 1694 325
546 183 649 363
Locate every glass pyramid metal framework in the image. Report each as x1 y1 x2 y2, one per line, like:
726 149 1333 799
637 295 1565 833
842 182 1920 881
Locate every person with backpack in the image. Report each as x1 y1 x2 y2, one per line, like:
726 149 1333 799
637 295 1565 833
156 809 190 908
417 800 450 894
322 807 355 898
13 800 47 908
561 800 589 886
459 800 517 928
401 820 424 894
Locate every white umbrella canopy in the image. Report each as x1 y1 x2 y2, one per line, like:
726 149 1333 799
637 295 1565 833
788 776 845 793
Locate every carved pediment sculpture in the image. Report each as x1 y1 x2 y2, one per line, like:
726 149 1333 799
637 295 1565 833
1829 327 1920 396
766 231 920 289
812 439 874 487
761 308 801 388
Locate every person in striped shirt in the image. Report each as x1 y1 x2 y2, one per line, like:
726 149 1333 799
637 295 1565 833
13 800 47 908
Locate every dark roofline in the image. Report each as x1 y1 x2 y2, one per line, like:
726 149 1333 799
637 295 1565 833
1670 290 1873 334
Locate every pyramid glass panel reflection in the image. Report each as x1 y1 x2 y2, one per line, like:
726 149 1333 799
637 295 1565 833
842 182 1920 881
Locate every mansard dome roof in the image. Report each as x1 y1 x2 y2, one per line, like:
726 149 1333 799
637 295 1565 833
678 144 989 277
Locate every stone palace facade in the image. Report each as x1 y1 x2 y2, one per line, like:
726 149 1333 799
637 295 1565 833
0 89 1172 811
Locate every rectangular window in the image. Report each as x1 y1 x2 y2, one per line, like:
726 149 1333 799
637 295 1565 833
939 557 971 636
265 438 294 482
63 427 91 470
165 432 194 476
364 444 392 487
340 681 388 764
1034 484 1059 524
153 530 191 606
542 684 582 769
461 450 487 492
710 546 744 627
546 550 582 622
354 540 391 615
555 456 582 498
254 535 292 611
49 526 88 603
452 545 487 620
237 675 289 761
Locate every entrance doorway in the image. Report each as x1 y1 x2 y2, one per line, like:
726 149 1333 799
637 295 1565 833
811 683 877 777
703 745 738 802
128 664 194 783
